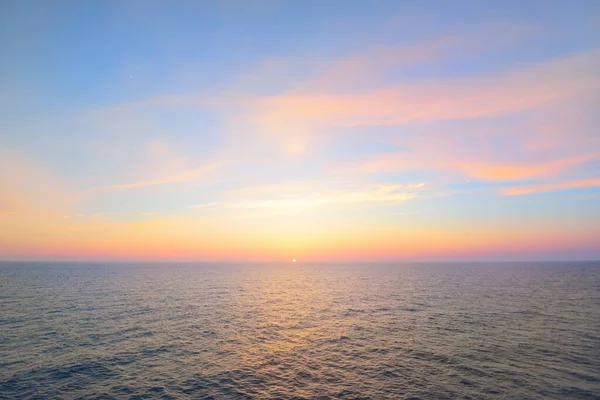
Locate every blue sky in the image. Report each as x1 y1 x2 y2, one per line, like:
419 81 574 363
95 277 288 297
0 0 599 260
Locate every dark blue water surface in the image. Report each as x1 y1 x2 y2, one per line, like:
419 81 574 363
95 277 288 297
1 262 599 399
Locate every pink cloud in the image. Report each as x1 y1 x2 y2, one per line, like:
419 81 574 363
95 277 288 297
252 49 600 130
299 23 533 93
344 145 600 183
456 153 600 181
92 162 223 191
502 177 600 195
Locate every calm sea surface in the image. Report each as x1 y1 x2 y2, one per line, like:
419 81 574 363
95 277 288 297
1 262 599 399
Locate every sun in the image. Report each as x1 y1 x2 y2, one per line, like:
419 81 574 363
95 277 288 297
292 259 296 263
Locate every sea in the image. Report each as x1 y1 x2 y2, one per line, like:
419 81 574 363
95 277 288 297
1 261 599 399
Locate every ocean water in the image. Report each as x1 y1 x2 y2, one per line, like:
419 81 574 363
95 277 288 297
1 262 599 399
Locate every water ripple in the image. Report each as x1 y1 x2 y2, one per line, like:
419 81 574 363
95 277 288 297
1 262 599 399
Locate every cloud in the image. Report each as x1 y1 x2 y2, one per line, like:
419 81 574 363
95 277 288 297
502 177 600 195
343 131 600 183
251 49 600 131
93 162 223 191
287 23 533 93
456 153 600 181
191 183 423 210
82 26 545 159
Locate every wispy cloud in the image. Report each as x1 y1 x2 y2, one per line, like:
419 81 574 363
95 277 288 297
251 49 599 132
344 148 600 182
92 162 223 191
502 178 600 195
191 183 423 210
300 23 533 93
456 153 600 182
202 47 597 164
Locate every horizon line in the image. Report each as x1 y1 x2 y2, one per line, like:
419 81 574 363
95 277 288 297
1 258 598 264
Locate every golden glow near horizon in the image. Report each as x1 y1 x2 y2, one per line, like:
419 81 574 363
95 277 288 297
0 2 599 261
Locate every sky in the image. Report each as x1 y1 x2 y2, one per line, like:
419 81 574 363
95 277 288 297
0 0 599 262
